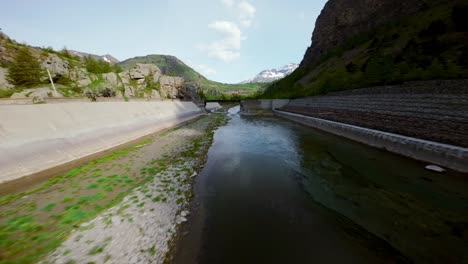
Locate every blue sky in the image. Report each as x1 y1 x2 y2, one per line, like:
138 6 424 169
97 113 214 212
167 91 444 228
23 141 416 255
1 0 327 83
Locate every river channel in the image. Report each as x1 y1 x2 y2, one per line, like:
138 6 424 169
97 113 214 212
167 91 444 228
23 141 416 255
173 106 468 264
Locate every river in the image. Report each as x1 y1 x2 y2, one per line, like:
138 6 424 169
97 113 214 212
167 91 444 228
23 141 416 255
172 106 468 264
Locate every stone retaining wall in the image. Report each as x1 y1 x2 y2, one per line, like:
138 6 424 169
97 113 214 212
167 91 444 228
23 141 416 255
240 99 290 114
279 80 468 148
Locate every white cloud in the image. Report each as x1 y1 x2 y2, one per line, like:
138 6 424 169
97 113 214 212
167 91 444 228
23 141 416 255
194 64 217 76
237 1 256 27
220 0 256 28
202 0 255 62
221 0 234 8
206 21 242 62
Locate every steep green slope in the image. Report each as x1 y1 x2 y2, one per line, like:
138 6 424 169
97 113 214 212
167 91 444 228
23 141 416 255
119 55 206 83
263 1 468 98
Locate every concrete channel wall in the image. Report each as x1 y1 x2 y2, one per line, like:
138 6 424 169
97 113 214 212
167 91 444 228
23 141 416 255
275 110 468 173
279 80 468 148
0 101 204 183
240 99 290 114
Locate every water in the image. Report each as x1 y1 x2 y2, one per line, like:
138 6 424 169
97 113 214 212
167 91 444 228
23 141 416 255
173 106 468 264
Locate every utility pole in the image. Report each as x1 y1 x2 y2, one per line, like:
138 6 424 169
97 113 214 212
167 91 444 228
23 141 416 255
46 68 59 97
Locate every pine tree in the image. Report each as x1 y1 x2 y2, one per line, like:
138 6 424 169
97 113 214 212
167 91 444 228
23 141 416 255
7 47 44 87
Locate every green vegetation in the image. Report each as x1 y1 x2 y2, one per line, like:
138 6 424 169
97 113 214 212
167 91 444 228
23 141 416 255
7 47 45 87
84 56 116 74
199 79 267 100
263 2 468 98
118 54 266 99
119 55 205 82
0 88 22 98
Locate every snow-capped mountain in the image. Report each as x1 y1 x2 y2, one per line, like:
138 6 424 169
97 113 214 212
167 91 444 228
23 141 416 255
242 63 299 83
69 50 120 64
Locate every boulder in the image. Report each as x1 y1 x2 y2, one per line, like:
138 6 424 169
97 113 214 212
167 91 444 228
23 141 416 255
69 68 93 87
118 63 187 99
102 72 120 86
179 82 203 102
150 90 161 99
41 54 70 77
159 76 184 99
0 67 13 89
124 86 136 97
128 63 161 79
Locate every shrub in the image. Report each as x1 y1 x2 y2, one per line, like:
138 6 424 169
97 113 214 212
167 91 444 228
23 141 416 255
7 47 45 87
84 56 113 74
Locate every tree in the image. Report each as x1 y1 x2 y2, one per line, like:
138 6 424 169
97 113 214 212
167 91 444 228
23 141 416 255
84 55 113 74
7 47 44 87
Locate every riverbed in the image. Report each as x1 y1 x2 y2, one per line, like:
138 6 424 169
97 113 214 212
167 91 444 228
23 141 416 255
172 106 468 264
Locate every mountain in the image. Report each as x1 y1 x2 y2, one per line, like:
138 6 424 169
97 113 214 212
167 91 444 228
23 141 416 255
69 50 120 64
0 34 264 100
118 55 206 83
242 63 299 83
263 0 468 98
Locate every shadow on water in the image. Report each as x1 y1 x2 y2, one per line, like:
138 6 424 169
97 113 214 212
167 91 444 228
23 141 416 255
172 106 468 264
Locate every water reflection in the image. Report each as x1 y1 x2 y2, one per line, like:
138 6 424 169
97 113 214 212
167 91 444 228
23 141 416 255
173 110 468 264
296 127 468 263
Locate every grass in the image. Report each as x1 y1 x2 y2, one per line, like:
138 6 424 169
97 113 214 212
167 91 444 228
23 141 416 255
40 203 57 211
0 88 22 98
0 113 227 264
0 139 152 263
87 244 106 255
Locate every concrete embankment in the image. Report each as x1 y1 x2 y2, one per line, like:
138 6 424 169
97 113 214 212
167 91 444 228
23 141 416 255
275 110 468 173
240 99 290 114
268 80 468 173
0 101 204 183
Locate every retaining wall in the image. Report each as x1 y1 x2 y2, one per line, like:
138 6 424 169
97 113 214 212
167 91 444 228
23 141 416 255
0 101 204 183
240 99 290 114
274 110 468 173
279 80 468 148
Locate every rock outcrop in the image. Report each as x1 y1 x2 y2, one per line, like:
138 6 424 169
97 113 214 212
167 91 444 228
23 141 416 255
159 76 184 99
41 53 70 77
118 63 186 99
301 0 452 68
0 67 13 89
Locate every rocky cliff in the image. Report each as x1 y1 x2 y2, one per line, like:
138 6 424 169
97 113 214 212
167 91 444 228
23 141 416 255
301 0 441 68
264 0 468 98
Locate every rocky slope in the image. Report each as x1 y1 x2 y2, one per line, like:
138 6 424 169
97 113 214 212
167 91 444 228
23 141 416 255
0 34 263 101
0 34 203 102
300 0 437 68
264 0 468 98
241 63 299 83
119 55 205 83
69 50 120 64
